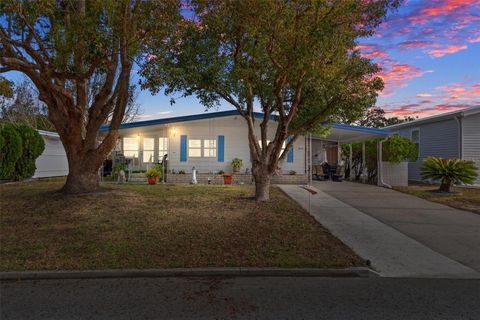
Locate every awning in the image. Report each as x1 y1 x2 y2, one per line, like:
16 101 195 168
318 123 389 143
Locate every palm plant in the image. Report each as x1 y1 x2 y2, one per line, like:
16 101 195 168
421 157 478 192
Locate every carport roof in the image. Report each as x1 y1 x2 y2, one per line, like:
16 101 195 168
100 110 388 142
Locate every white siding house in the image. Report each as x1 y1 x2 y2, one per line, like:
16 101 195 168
33 130 69 178
101 110 389 184
387 106 480 185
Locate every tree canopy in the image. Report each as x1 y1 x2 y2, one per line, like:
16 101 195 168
1 0 180 193
141 0 401 201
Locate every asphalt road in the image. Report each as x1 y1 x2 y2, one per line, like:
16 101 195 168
1 277 480 319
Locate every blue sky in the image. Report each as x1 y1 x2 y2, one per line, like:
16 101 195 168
3 0 479 120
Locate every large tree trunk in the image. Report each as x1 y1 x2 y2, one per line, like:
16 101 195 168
252 163 272 202
61 146 106 194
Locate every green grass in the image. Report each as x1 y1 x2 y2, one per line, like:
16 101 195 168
394 183 480 215
0 178 363 271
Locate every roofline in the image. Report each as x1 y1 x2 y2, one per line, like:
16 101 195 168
100 109 389 136
386 105 480 130
99 110 264 132
37 130 59 138
330 123 388 136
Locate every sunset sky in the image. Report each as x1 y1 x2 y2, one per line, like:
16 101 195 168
132 0 480 120
3 0 480 121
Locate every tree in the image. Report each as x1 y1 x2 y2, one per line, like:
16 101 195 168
0 79 54 131
1 78 141 131
0 0 179 193
141 0 400 201
340 106 417 128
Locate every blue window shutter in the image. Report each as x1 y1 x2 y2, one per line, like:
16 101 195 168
218 135 225 162
180 135 187 162
287 136 294 163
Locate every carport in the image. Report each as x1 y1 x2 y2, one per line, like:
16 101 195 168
305 123 390 185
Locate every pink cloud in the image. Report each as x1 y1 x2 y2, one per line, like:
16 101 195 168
355 44 389 60
408 0 479 24
436 83 480 100
398 40 435 48
468 35 480 43
427 44 468 57
379 62 433 96
416 93 433 98
386 103 472 117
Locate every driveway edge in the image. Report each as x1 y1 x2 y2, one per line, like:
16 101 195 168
0 267 378 280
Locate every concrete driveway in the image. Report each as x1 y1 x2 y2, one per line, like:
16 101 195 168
313 181 480 273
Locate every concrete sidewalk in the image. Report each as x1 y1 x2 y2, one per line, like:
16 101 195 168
278 185 479 278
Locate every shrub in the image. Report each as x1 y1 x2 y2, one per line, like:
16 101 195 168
154 163 164 173
144 167 162 179
12 125 45 180
341 135 418 183
112 163 126 180
0 123 23 179
421 157 478 192
231 158 243 169
382 135 418 163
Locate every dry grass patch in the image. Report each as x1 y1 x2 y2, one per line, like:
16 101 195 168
0 179 363 271
394 183 480 215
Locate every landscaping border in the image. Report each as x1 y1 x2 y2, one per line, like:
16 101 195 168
0 267 378 281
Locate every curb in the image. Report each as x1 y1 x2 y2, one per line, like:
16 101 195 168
0 267 379 281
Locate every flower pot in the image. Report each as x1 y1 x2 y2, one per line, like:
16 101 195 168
147 176 158 185
223 174 233 185
233 167 240 173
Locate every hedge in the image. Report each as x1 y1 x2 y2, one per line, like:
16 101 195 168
0 123 23 179
0 123 45 180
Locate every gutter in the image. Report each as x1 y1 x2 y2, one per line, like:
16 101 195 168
377 138 392 189
454 115 463 159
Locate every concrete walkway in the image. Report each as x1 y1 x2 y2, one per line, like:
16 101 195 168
278 184 480 278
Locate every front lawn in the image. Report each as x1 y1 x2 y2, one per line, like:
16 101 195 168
394 183 480 215
0 179 363 271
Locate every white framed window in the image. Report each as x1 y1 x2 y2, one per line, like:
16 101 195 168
123 137 139 158
411 129 420 150
258 140 286 152
158 137 169 159
203 139 217 157
188 139 202 157
143 137 154 162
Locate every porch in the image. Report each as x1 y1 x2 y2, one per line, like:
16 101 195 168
306 123 389 185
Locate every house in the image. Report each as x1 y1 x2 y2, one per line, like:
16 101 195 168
101 110 390 184
387 105 480 185
33 130 69 178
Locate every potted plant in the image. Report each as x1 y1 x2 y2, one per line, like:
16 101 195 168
231 158 243 173
223 173 233 185
144 167 162 185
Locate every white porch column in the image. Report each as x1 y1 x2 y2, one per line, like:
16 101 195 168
349 143 353 180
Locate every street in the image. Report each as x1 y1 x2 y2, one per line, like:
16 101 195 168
1 277 479 319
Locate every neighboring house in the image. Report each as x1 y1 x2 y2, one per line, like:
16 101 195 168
33 130 69 178
387 106 480 185
100 110 389 184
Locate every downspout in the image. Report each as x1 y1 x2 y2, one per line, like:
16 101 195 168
454 115 463 159
377 138 392 189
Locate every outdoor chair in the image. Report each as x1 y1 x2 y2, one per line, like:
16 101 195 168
313 164 328 180
333 165 345 182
